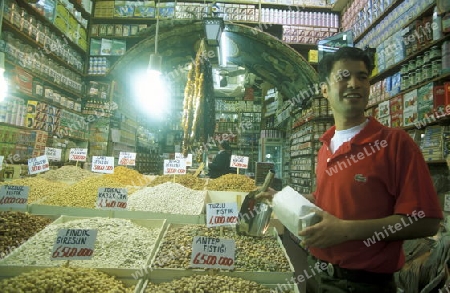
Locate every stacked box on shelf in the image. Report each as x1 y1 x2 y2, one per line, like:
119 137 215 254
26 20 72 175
403 89 418 127
420 126 444 161
417 82 435 122
390 95 403 128
377 100 390 127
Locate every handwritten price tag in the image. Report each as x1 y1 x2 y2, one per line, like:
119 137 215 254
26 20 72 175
45 147 62 162
91 156 114 174
206 202 239 228
118 152 136 166
96 187 127 210
51 229 97 260
28 155 50 175
0 185 30 209
230 155 249 169
69 148 88 162
175 153 193 167
190 237 235 270
0 156 3 170
164 159 186 175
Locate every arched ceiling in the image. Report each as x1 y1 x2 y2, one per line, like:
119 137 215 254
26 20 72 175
110 20 318 107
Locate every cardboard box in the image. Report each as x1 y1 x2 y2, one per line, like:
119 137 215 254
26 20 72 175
100 38 113 55
403 108 418 127
433 85 446 117
378 100 390 118
390 95 403 114
403 89 418 112
90 38 102 55
391 112 403 128
14 67 33 95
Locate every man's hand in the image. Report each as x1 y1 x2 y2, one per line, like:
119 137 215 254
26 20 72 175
255 187 277 201
299 209 350 248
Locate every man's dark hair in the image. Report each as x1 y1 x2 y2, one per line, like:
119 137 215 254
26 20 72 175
318 47 374 83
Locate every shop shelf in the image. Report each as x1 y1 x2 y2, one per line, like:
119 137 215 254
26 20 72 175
147 224 295 285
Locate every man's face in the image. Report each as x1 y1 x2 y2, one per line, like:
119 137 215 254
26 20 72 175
322 59 370 119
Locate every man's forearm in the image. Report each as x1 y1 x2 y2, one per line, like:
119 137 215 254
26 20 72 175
343 214 441 242
303 193 315 203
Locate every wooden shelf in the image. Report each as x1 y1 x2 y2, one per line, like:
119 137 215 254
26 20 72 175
2 20 85 76
353 0 401 43
370 34 450 84
5 59 84 100
15 0 87 54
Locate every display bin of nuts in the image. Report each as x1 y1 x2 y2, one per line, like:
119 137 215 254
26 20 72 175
0 216 167 284
0 266 144 292
114 182 208 224
147 224 295 286
141 274 300 292
205 191 285 233
27 203 117 218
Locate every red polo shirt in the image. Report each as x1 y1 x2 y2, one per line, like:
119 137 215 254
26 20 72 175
309 117 443 273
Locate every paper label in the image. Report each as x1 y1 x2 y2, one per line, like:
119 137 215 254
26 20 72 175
28 155 50 174
69 148 88 162
0 185 30 209
45 147 62 162
51 229 98 260
163 159 186 175
189 236 235 270
230 155 249 169
91 156 114 174
0 156 4 171
118 152 136 166
96 187 127 210
206 202 239 227
175 153 192 167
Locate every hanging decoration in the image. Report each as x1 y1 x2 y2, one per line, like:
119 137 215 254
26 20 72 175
181 39 215 156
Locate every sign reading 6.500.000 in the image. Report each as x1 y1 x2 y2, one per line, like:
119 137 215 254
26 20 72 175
28 155 50 175
189 236 235 270
51 229 98 260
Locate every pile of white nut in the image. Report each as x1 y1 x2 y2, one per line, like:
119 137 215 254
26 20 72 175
127 182 206 215
0 217 162 268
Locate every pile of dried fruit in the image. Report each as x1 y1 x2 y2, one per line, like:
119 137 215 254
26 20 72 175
207 174 257 192
105 166 153 186
0 211 53 259
148 174 206 190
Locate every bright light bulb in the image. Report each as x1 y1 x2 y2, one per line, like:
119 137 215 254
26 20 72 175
133 69 169 119
0 68 7 102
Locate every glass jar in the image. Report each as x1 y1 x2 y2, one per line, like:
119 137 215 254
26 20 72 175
408 60 416 72
416 55 423 68
422 63 431 81
430 46 442 61
431 59 442 78
423 51 430 64
23 45 34 69
415 68 422 84
43 26 52 51
409 71 416 86
20 8 29 33
401 74 409 90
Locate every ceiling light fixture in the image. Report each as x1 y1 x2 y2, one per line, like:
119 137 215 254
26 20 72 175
203 17 224 46
148 2 162 74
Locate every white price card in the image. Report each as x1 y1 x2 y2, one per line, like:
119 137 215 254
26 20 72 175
206 202 239 227
190 236 235 270
96 187 128 210
0 156 4 170
45 147 62 162
51 229 98 260
163 159 186 175
0 185 30 209
230 155 249 169
69 148 88 162
28 155 50 175
175 153 193 167
118 152 136 166
91 156 114 174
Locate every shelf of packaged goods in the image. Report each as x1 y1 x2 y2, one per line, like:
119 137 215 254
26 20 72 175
15 0 87 54
401 115 450 130
2 20 85 76
353 0 401 44
69 0 91 20
57 136 89 142
371 34 450 84
402 2 436 33
5 59 84 100
0 121 30 131
89 35 145 40
13 88 83 116
367 71 450 110
0 122 88 142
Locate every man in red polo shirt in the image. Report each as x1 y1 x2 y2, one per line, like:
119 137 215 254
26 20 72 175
262 47 443 293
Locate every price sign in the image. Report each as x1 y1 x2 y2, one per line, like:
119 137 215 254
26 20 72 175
91 156 114 174
118 152 136 166
0 185 30 209
163 159 186 175
0 156 4 170
69 148 88 162
28 155 50 175
230 155 249 169
45 147 62 162
175 153 193 167
96 187 128 210
206 202 239 228
51 229 98 260
190 236 235 270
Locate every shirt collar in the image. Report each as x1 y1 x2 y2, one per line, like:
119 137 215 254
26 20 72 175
320 117 384 147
